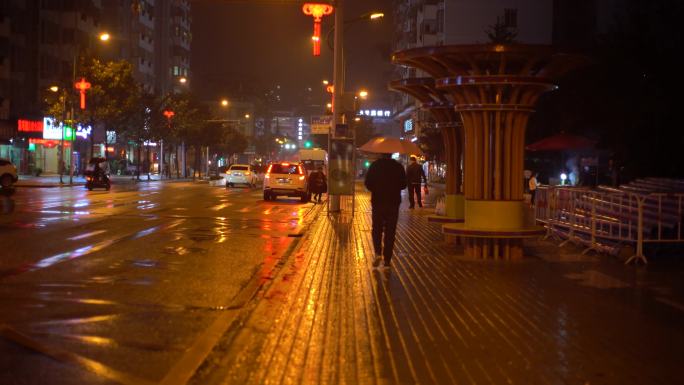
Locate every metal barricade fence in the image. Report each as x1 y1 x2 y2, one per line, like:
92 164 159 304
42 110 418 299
534 185 684 265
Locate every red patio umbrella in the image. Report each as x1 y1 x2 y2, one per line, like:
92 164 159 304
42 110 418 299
526 133 597 151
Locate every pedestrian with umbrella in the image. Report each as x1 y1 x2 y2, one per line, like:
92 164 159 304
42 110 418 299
361 137 420 270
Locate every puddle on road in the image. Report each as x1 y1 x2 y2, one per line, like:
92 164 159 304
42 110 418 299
163 246 207 255
564 270 631 289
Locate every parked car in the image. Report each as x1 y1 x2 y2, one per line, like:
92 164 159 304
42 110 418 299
224 164 258 188
0 158 18 188
263 162 310 202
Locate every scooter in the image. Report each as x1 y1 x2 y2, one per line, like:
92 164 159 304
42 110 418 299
85 157 111 191
85 170 111 191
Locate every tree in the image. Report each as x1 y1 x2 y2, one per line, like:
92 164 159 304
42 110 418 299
124 91 158 180
216 125 248 163
160 92 204 178
78 59 141 152
485 19 517 44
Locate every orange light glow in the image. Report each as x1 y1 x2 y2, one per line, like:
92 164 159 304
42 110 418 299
74 78 92 110
302 3 334 57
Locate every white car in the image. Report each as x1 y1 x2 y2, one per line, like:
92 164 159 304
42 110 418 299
263 162 310 202
225 164 257 188
0 158 18 188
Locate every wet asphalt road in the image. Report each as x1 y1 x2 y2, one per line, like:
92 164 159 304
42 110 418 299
0 181 318 385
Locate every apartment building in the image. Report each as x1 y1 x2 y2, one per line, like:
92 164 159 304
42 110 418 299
0 0 192 173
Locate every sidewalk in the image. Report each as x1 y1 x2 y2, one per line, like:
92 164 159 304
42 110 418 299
198 189 684 385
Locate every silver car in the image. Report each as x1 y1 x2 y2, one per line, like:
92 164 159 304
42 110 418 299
0 158 18 188
225 164 257 188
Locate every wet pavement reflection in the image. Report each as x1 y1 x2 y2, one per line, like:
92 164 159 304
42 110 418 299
0 181 318 385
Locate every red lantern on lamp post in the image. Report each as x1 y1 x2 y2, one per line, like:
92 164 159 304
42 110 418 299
302 3 334 57
74 78 91 110
161 110 175 179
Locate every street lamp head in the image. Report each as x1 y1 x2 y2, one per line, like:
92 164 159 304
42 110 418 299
99 32 111 42
244 114 250 119
322 80 329 85
221 99 229 107
179 77 188 84
369 12 384 20
358 90 369 99
49 86 59 93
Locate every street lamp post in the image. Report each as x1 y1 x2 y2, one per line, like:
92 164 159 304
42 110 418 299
330 0 345 212
163 110 175 180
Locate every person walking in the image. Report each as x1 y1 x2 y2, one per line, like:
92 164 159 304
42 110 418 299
308 166 327 203
529 172 539 205
364 153 407 270
406 156 427 209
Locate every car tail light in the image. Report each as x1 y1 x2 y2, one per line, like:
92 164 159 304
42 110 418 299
265 164 272 178
298 166 304 175
281 162 290 166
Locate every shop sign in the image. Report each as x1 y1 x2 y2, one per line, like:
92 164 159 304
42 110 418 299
43 117 74 141
311 115 332 134
75 125 92 139
107 131 117 143
18 119 43 133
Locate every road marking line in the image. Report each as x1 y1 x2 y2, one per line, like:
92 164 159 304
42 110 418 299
67 229 107 241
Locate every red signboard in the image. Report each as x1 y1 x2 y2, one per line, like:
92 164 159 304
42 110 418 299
29 138 71 148
18 119 44 133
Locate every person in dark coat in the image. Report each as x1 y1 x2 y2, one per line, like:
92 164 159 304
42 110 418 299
308 166 327 203
405 156 427 208
364 153 407 269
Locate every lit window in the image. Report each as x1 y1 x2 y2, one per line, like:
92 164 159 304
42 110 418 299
371 110 377 117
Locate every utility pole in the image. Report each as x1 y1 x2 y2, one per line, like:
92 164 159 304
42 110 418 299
329 0 344 212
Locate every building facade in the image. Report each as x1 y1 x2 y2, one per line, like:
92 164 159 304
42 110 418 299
0 0 191 174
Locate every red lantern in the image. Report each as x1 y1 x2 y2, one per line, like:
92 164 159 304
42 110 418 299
302 3 334 57
163 110 175 119
74 78 91 110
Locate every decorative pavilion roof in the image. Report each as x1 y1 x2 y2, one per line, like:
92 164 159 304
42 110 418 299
392 44 587 80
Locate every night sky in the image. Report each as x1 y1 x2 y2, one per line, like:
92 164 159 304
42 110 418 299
191 0 395 110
